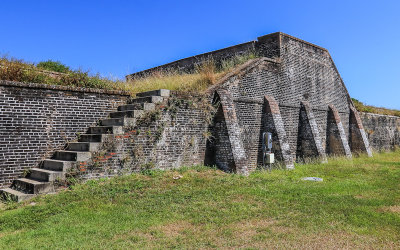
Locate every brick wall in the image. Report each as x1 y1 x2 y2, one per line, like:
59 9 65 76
70 96 210 180
205 104 235 172
1 32 383 184
360 112 400 151
207 33 359 171
127 32 374 173
0 80 129 188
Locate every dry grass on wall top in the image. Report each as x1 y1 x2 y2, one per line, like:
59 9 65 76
0 52 258 96
352 98 400 117
124 63 223 95
0 56 128 91
125 51 259 95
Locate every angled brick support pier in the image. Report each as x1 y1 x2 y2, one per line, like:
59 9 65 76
216 89 249 175
263 95 294 169
326 105 352 158
349 106 373 157
296 101 327 162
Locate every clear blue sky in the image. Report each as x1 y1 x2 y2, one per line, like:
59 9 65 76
1 0 399 109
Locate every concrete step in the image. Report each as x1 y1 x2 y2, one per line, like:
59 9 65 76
29 168 65 182
0 188 35 202
100 118 136 127
79 134 112 143
67 142 100 152
109 110 144 119
12 178 54 194
88 126 123 134
42 159 73 172
118 102 155 112
136 89 170 98
52 151 91 161
128 96 164 104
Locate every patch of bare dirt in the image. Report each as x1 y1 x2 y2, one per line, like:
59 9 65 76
230 218 292 238
380 205 400 214
112 230 155 242
0 230 25 239
156 220 195 238
277 232 399 250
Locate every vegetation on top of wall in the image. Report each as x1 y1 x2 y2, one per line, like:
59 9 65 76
0 57 126 90
0 52 258 96
352 98 400 117
36 60 71 73
0 56 129 91
127 51 259 94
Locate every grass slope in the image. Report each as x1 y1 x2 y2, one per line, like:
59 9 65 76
1 151 400 249
352 98 400 117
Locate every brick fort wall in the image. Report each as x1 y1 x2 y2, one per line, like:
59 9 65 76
360 112 400 151
0 80 129 188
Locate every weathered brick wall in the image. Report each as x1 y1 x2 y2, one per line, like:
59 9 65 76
0 80 129 188
205 104 235 172
2 32 384 184
127 32 361 172
209 33 354 171
128 32 375 172
360 112 400 151
279 34 351 152
72 97 209 180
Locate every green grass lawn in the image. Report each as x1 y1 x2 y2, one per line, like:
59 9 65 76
1 151 400 249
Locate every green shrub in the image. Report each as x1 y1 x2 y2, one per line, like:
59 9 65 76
37 60 70 73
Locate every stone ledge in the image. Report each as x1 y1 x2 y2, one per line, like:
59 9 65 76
276 32 328 52
0 80 131 96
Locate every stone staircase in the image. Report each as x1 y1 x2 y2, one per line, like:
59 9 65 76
0 89 170 202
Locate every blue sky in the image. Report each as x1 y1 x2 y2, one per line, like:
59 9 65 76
1 0 399 109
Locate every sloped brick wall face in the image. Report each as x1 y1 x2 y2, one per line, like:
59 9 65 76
210 34 355 171
0 81 128 188
361 112 400 151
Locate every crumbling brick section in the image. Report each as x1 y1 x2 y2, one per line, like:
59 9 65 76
349 107 373 156
263 95 294 169
296 101 327 162
326 105 352 158
216 89 249 175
